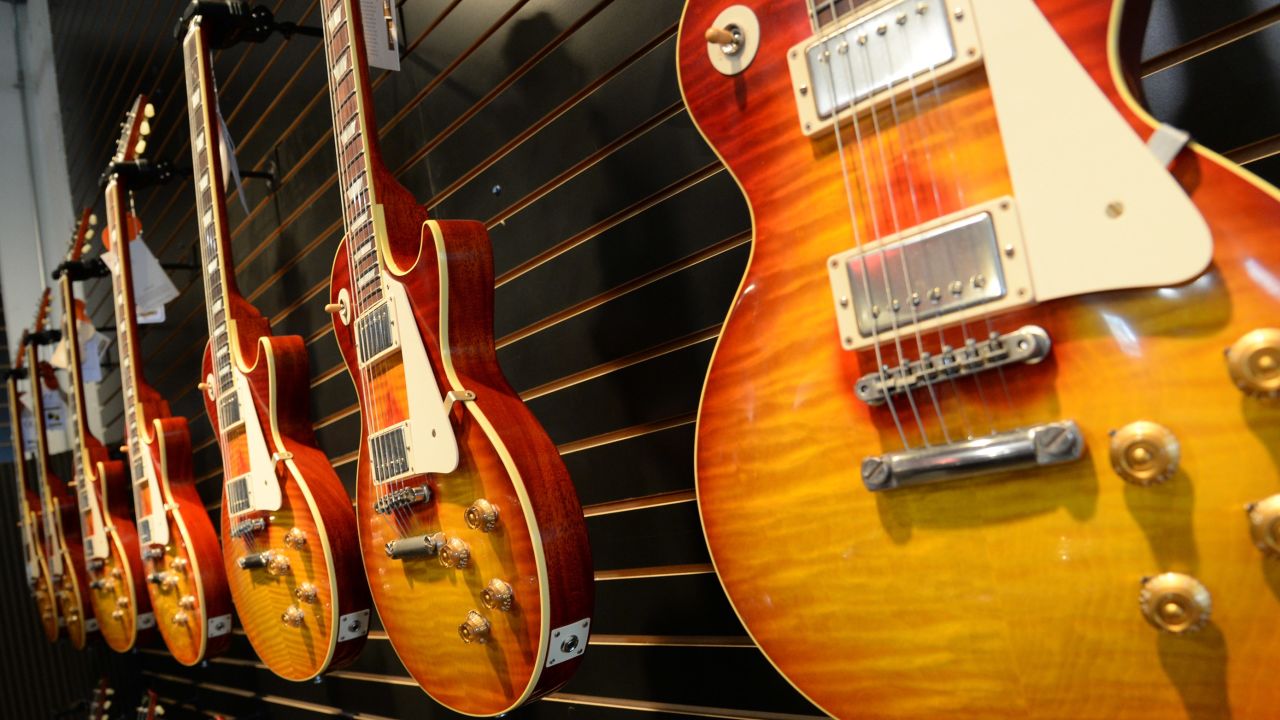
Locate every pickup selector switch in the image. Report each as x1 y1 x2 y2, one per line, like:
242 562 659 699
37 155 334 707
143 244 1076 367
1140 573 1210 634
464 499 500 532
1227 328 1280 397
1109 421 1179 485
1246 494 1280 556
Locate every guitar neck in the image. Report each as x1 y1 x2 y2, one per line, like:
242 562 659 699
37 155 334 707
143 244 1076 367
24 344 61 513
182 20 242 414
322 0 389 313
58 274 98 474
104 179 152 484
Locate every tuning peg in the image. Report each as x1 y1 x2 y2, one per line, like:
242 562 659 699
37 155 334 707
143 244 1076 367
144 102 155 119
89 213 98 226
134 139 147 156
85 229 95 240
140 119 151 137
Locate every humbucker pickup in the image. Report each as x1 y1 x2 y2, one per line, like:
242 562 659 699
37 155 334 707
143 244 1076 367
139 518 152 545
227 475 251 515
356 301 398 367
219 393 242 428
370 423 412 484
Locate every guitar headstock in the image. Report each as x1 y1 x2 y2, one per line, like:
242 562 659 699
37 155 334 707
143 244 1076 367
113 94 155 164
31 289 53 335
65 207 98 263
135 688 161 719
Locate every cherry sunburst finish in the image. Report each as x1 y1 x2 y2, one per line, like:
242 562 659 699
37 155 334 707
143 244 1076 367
56 208 154 652
180 13 370 680
320 0 592 713
101 95 233 665
7 329 60 642
681 0 1280 717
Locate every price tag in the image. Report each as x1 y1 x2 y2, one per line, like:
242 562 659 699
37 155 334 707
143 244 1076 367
360 0 400 71
49 319 103 383
101 238 179 324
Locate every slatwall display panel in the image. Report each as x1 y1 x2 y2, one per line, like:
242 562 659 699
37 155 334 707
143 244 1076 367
38 0 1279 718
46 0 820 718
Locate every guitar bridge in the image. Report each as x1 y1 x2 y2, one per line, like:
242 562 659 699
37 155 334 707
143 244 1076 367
373 485 430 515
385 532 445 560
229 517 265 540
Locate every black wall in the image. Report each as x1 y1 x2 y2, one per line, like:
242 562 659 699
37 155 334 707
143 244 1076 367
6 0 1275 717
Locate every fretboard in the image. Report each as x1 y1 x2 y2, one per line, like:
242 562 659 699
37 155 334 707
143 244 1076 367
25 344 61 544
59 276 96 480
322 0 384 315
182 20 241 429
104 183 147 483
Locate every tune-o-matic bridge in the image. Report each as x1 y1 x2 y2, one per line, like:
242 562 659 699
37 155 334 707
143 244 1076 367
373 485 430 515
229 517 265 540
855 325 1051 405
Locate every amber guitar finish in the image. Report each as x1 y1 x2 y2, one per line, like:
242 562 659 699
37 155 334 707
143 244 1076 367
100 95 233 665
320 0 592 713
55 208 154 652
23 290 94 649
7 329 60 642
180 13 370 680
682 0 1280 717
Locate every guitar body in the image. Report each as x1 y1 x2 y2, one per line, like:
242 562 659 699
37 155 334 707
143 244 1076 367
139 405 233 665
682 0 1280 717
85 451 151 652
201 315 369 681
331 180 593 714
46 475 91 649
24 487 60 642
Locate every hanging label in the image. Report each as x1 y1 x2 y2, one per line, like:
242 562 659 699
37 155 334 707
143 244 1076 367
19 390 65 451
360 0 400 71
218 107 251 215
101 239 179 324
50 319 103 383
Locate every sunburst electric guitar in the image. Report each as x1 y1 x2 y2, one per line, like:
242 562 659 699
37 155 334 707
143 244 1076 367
55 208 155 652
681 0 1280 716
319 0 593 713
100 95 233 664
6 328 61 642
23 289 95 649
180 11 370 680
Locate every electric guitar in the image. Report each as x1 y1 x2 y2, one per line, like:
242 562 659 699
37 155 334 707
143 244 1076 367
320 1 593 713
101 95 233 665
179 10 370 680
56 207 154 652
6 328 60 642
680 0 1280 716
23 289 94 649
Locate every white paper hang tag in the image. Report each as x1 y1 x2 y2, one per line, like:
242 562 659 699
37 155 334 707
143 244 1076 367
217 107 251 215
101 240 179 321
360 0 400 71
20 407 35 453
80 333 106 385
41 390 65 432
50 337 70 370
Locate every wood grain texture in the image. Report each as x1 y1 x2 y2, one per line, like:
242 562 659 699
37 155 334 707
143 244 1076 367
105 171 233 666
24 487 61 642
681 0 1280 717
201 330 371 681
323 0 592 711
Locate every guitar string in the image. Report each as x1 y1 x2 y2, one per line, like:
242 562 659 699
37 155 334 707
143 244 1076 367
325 2 414 540
895 19 979 440
812 14 912 449
848 30 953 445
827 34 933 447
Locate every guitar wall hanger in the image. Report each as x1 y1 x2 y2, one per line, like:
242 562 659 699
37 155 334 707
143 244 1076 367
26 329 62 347
0 367 26 381
53 257 111 282
176 1 322 47
98 158 180 189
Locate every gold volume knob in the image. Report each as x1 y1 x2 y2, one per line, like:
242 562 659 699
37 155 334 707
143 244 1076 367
178 595 196 610
439 537 471 569
281 605 305 627
464 498 500 532
1140 573 1211 634
171 611 189 626
1109 421 1179 485
116 596 130 608
283 527 307 549
458 610 491 644
1246 494 1280 556
481 578 514 612
111 610 124 621
266 552 291 576
1226 328 1280 397
170 557 188 571
294 582 318 603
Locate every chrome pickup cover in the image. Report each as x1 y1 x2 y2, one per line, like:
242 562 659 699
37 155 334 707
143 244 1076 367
788 0 983 137
828 197 1033 351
